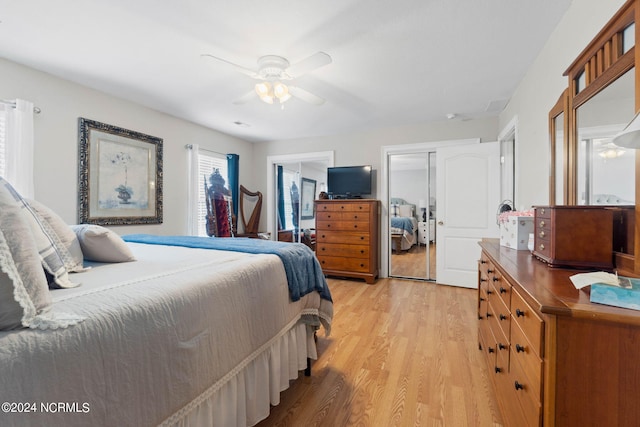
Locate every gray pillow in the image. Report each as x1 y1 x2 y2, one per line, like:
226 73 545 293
0 178 52 329
71 224 136 263
26 198 85 273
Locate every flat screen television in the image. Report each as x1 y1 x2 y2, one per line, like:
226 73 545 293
327 165 372 198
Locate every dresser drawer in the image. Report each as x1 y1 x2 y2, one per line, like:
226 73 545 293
316 243 369 258
316 231 370 245
489 267 512 312
511 289 543 357
317 203 371 212
510 352 542 427
488 298 510 347
511 320 543 400
317 255 370 272
316 220 370 232
316 211 370 222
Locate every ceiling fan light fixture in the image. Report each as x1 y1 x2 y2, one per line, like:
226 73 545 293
255 82 275 104
273 81 291 103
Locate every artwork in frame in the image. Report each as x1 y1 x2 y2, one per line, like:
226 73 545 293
300 177 316 220
78 118 163 225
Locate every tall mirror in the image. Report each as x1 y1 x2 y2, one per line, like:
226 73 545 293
576 68 635 205
388 153 435 280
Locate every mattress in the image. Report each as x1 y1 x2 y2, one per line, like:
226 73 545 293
0 242 331 427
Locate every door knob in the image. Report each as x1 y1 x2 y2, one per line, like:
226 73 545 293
437 221 444 225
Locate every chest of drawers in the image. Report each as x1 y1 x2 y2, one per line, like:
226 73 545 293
532 205 633 269
479 239 640 426
315 199 380 283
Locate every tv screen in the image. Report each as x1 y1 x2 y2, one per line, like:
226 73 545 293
327 165 372 198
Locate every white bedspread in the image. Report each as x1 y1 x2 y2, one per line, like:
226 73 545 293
0 243 330 427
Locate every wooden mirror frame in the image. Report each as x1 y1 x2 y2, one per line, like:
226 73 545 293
548 89 569 205
555 0 639 275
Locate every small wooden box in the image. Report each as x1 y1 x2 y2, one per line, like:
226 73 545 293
532 206 631 270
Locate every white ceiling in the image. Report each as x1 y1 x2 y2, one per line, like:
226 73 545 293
0 0 571 143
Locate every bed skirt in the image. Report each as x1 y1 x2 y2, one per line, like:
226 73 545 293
163 319 317 427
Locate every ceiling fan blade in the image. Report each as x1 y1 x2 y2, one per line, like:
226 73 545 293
286 52 332 78
201 54 260 79
232 90 257 105
289 86 325 105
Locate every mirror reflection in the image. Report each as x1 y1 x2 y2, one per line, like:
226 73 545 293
576 68 635 205
388 153 435 280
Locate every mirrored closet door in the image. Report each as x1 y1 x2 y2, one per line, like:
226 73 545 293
388 152 436 280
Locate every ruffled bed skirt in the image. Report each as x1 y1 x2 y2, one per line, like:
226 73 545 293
163 320 317 427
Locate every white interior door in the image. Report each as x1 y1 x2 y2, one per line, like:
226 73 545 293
436 141 500 288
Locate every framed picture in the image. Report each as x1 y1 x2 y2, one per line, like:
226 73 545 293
78 118 163 225
300 178 316 220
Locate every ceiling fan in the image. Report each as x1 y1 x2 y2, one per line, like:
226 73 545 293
201 51 332 106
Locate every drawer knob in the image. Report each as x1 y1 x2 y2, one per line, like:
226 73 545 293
353 225 358 229
360 263 365 268
486 312 492 318
322 234 326 238
487 269 494 274
539 230 545 238
499 286 507 294
498 343 507 350
360 250 365 254
538 243 545 251
480 278 487 283
499 314 507 321
492 277 499 282
488 347 495 354
327 224 331 228
479 297 485 302
321 247 326 251
487 290 493 295
539 220 545 227
354 215 358 219
495 367 502 373
478 315 483 320
360 236 364 240
516 344 525 353
540 208 545 215
514 381 524 391
480 260 487 264
515 308 525 317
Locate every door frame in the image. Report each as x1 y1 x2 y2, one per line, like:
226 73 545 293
266 151 334 239
380 138 479 278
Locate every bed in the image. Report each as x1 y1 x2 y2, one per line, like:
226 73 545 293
389 200 418 252
0 178 332 427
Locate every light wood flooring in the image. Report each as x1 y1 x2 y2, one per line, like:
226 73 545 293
257 278 503 427
390 243 435 280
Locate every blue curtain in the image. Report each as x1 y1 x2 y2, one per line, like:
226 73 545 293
277 165 285 229
226 154 239 216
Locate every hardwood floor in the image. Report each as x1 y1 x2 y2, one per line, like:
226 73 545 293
390 243 435 279
257 278 503 427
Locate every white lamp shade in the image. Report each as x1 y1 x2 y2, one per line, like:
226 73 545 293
612 111 640 148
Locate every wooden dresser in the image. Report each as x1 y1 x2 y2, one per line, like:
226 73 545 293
478 239 640 427
315 199 380 284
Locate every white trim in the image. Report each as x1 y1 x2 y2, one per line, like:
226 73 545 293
266 151 334 239
380 138 480 278
498 115 518 208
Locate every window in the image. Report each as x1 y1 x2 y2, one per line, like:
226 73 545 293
196 152 228 237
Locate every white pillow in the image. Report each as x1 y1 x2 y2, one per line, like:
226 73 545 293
398 204 413 218
26 199 85 273
71 224 136 263
0 178 51 329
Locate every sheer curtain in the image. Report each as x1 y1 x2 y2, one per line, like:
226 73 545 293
0 99 35 198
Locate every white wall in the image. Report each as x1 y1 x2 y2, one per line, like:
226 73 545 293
253 118 498 225
500 0 628 208
0 58 254 235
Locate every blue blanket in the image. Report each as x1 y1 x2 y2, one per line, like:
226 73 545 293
391 217 414 233
122 234 332 303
